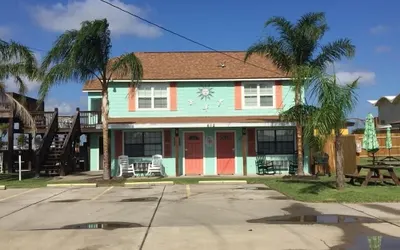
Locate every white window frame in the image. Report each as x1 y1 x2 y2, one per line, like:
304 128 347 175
136 83 170 110
242 82 275 109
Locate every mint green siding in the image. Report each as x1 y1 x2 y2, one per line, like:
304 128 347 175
108 127 303 177
107 81 294 118
87 80 311 176
89 134 100 171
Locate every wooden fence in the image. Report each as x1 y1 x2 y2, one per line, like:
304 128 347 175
353 132 400 158
310 135 357 175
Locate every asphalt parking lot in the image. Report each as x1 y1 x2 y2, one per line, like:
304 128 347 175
0 184 400 250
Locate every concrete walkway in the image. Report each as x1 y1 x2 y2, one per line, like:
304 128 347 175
0 184 399 249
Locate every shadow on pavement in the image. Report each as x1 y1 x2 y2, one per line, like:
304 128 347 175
247 203 400 249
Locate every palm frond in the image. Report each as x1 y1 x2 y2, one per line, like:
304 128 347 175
312 39 355 69
109 53 143 87
3 92 36 134
296 12 328 40
245 37 293 72
40 19 112 98
264 16 294 45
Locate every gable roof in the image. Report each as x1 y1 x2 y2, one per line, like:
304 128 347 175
83 51 288 91
368 95 399 106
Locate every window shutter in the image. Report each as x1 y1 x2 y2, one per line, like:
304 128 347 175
163 129 172 157
115 130 123 157
170 82 177 111
128 87 136 112
234 81 242 110
247 128 256 156
275 80 283 109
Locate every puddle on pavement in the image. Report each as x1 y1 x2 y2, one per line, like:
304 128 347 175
50 199 86 203
247 214 381 224
62 222 143 230
119 197 158 202
342 235 400 250
235 187 271 190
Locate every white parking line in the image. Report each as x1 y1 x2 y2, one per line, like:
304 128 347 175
0 189 38 202
91 186 114 201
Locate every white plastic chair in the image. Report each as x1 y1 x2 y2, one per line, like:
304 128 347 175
146 154 164 176
118 155 135 177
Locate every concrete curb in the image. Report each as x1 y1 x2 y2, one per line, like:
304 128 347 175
198 180 248 184
47 183 98 188
124 181 174 186
0 185 6 190
198 181 224 184
222 180 248 184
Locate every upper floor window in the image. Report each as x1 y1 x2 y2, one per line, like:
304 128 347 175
243 82 274 108
137 84 168 110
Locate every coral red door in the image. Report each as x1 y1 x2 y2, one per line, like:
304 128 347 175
184 132 203 175
216 132 235 175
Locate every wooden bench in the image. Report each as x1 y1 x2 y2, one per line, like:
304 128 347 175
345 174 366 185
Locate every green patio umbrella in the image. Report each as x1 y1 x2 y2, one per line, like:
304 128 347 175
386 127 392 153
362 113 379 164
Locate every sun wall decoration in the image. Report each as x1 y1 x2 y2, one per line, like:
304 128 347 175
197 85 214 100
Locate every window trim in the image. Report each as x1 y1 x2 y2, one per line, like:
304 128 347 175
135 83 170 111
122 130 164 157
241 82 275 109
255 128 296 155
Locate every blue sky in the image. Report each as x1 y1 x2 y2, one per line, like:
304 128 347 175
0 0 398 122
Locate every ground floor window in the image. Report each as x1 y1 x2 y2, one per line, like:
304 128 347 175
257 129 295 154
124 131 162 157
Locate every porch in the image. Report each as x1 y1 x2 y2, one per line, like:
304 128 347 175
88 119 310 177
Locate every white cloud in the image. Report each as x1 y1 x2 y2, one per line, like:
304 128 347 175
0 26 11 39
31 0 161 38
375 45 391 53
3 52 42 94
336 71 376 85
45 99 74 115
4 77 41 93
370 25 389 35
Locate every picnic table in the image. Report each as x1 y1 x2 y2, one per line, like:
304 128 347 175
345 165 400 186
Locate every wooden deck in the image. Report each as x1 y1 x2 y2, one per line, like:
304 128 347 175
30 110 102 134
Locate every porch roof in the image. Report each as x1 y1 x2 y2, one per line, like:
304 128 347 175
105 116 296 129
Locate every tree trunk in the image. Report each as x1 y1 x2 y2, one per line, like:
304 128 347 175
335 133 345 190
296 124 304 175
295 84 304 175
101 87 111 180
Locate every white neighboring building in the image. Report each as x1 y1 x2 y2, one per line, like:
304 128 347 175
368 95 400 125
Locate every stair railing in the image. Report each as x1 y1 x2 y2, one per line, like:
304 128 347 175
35 108 59 176
59 108 81 176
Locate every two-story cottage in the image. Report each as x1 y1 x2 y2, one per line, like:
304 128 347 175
83 51 310 176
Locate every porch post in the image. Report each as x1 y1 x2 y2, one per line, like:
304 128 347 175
174 128 179 176
242 128 247 176
7 117 14 173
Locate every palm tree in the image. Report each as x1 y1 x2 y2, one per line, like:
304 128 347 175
245 12 355 175
39 19 143 180
306 73 358 189
0 38 38 130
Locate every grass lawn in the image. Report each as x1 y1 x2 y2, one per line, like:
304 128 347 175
0 173 52 188
263 175 400 203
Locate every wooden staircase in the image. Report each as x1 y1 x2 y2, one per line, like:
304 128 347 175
41 132 68 174
33 108 82 176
